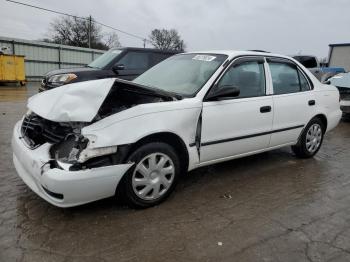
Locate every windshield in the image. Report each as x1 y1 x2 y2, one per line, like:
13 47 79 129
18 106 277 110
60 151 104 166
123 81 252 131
88 49 122 69
133 53 228 96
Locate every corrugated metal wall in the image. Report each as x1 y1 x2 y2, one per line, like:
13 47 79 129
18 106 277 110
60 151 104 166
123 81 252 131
0 36 105 80
329 45 350 72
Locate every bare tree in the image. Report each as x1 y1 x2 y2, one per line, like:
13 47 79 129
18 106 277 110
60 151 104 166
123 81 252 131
149 29 185 51
103 32 122 49
46 16 121 50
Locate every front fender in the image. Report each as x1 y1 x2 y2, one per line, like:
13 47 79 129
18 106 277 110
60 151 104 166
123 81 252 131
82 107 202 150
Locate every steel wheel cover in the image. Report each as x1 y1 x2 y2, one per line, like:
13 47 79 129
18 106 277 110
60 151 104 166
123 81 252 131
306 123 322 153
132 153 175 201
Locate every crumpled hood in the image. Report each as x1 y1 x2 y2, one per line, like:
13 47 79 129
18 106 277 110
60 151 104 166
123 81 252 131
28 78 116 122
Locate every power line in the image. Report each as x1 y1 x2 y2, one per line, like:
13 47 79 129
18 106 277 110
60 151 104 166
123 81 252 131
5 0 149 43
5 0 88 20
95 21 148 41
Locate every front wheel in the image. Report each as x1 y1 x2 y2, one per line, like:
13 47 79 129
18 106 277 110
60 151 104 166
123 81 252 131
119 142 181 208
291 118 325 158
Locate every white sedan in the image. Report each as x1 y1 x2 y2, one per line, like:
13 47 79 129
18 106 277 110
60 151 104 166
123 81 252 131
12 51 342 208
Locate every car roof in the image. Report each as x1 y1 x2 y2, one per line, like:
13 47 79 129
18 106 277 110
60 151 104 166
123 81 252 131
183 50 293 60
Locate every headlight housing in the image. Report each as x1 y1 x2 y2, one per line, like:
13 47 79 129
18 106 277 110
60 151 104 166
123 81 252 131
48 73 77 86
78 146 118 163
51 134 118 165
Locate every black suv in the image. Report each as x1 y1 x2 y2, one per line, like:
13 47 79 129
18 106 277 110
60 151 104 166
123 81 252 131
40 47 179 91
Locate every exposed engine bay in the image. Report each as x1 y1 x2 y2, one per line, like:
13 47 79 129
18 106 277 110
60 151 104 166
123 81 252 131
21 79 177 170
94 80 174 120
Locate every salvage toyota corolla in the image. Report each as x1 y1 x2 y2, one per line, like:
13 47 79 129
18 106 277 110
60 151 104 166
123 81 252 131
12 51 342 208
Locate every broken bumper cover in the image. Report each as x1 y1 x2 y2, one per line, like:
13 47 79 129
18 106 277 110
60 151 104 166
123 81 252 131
12 121 133 207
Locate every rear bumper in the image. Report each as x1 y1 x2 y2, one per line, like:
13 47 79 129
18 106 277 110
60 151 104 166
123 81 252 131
12 121 132 207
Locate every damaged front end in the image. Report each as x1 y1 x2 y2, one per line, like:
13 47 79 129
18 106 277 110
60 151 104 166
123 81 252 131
21 78 177 171
20 110 119 170
21 110 125 172
13 78 179 206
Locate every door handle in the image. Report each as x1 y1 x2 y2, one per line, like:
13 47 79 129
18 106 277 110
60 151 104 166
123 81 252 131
308 100 316 106
260 106 272 113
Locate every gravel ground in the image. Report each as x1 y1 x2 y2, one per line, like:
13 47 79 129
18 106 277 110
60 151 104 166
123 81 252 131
1 83 350 262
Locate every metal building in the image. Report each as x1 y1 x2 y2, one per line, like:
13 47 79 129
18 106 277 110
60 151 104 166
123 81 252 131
0 36 105 81
328 43 350 72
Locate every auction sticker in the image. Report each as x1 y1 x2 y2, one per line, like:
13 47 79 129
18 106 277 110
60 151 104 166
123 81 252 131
192 55 216 62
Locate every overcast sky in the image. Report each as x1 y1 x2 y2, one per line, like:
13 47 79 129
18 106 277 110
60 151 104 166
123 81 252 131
1 0 350 58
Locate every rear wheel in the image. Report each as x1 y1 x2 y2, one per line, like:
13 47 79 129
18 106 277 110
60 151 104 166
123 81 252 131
291 118 325 158
119 142 181 208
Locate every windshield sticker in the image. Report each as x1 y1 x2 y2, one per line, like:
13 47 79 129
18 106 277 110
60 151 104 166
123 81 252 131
192 55 216 62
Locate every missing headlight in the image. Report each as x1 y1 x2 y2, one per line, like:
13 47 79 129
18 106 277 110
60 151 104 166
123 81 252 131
78 146 118 163
50 134 88 164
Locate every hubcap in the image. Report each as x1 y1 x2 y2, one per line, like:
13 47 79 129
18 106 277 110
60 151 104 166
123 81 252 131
306 123 322 153
132 153 175 201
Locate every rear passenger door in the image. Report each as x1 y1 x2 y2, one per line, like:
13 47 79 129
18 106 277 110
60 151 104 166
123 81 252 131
267 58 316 147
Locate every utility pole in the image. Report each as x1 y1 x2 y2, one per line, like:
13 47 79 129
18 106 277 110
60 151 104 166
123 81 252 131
88 15 92 48
143 39 146 48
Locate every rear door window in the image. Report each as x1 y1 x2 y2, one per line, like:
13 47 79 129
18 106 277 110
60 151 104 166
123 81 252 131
269 62 310 94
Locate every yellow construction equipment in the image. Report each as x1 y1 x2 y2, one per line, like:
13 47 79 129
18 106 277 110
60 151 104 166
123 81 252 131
0 54 25 86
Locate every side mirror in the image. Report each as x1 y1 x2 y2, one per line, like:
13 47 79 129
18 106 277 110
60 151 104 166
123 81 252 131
206 85 240 101
112 64 125 74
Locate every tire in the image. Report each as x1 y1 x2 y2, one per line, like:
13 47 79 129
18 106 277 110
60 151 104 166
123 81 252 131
291 117 325 158
343 112 350 121
119 142 181 208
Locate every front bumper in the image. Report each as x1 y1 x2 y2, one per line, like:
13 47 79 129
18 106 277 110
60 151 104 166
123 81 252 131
340 100 350 114
12 121 133 207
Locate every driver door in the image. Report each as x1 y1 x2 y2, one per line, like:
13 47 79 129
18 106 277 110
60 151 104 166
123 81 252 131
200 57 273 163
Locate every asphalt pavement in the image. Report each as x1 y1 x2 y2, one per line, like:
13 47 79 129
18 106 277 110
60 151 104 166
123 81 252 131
1 83 350 262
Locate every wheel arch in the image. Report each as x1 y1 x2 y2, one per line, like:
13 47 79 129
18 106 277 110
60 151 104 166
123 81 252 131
312 113 328 131
127 132 189 173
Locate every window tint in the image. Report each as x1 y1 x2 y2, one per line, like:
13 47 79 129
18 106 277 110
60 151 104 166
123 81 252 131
117 52 149 70
217 61 265 98
269 63 301 94
298 70 310 91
